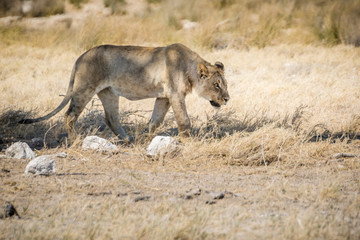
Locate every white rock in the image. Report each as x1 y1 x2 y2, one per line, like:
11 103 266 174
146 136 179 157
82 136 118 152
25 156 56 175
181 19 199 30
5 142 36 160
22 0 33 14
54 152 67 158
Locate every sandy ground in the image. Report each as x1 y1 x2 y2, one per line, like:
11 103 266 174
1 145 360 239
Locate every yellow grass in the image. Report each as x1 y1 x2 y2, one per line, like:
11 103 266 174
1 0 360 239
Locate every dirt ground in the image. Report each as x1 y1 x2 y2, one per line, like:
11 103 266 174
1 0 360 238
1 145 359 239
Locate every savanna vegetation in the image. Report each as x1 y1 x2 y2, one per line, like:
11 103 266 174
0 0 359 239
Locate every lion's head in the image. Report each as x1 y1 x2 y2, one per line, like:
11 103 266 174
196 61 230 108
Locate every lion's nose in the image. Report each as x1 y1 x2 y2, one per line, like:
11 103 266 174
224 97 229 103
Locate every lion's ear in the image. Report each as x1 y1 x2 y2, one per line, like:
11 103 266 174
215 61 224 72
197 62 209 79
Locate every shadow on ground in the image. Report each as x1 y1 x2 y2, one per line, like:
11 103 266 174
0 106 359 151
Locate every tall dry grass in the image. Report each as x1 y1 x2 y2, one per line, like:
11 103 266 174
0 0 65 17
1 43 359 162
1 0 359 49
0 1 359 239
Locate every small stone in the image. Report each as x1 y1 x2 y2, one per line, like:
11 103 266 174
25 155 56 175
134 196 151 202
54 152 67 158
117 193 128 197
5 142 36 159
205 200 217 205
206 191 225 200
181 194 194 200
181 19 199 30
28 138 44 149
0 204 20 219
131 190 142 195
181 188 202 200
1 168 10 173
331 153 356 159
146 136 179 157
4 204 19 218
87 192 112 196
226 191 242 198
82 136 118 152
187 188 201 195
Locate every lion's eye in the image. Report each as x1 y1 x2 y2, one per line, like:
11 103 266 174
214 83 220 89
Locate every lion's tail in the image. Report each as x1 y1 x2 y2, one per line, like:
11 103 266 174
19 66 76 124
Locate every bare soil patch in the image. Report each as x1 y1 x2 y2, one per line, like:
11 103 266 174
1 144 360 239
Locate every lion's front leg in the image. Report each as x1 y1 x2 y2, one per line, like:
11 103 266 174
170 94 191 137
149 98 171 133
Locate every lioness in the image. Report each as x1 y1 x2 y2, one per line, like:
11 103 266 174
20 43 230 143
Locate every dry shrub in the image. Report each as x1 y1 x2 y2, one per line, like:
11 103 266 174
0 0 65 17
0 25 27 46
134 0 360 48
28 0 65 17
2 0 359 49
179 125 296 167
146 0 163 4
296 0 360 46
328 1 360 46
178 107 312 166
0 106 151 150
211 0 234 9
178 104 360 167
104 0 126 15
74 16 176 51
70 0 89 9
348 115 360 134
0 109 63 149
193 106 309 140
0 0 22 17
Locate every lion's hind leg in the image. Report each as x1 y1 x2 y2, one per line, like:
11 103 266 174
64 88 96 145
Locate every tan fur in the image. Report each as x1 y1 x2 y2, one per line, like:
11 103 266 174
21 43 230 143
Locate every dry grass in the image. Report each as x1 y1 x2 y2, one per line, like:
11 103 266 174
1 0 360 239
1 151 359 239
1 0 359 48
0 0 65 17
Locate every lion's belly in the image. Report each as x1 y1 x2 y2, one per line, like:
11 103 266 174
110 82 166 101
104 53 168 100
108 63 167 100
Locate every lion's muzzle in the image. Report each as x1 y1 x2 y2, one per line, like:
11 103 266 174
210 100 221 108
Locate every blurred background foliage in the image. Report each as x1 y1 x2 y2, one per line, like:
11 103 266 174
0 0 359 49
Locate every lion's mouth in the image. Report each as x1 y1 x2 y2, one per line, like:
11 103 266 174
210 101 221 108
